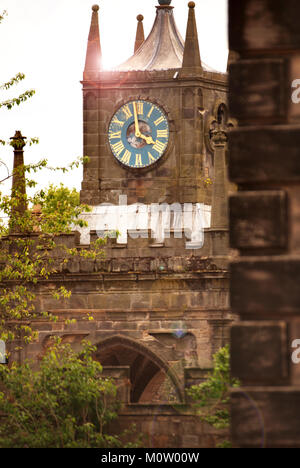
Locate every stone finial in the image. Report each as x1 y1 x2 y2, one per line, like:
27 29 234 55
134 14 145 53
158 0 172 5
179 1 202 78
10 130 26 150
83 4 102 79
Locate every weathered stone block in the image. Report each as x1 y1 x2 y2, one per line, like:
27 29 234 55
231 388 300 447
231 321 289 384
229 59 288 124
229 0 300 52
229 191 288 251
229 126 300 183
230 257 300 314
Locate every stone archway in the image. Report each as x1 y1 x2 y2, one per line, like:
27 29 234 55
94 335 183 403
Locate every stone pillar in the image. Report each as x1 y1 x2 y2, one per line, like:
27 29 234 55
229 0 300 448
9 130 27 233
210 127 228 229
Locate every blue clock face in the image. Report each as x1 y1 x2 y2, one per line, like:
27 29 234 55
108 100 169 169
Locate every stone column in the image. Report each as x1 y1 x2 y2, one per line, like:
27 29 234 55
229 0 300 448
10 130 27 233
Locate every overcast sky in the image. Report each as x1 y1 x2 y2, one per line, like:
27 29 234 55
0 0 228 197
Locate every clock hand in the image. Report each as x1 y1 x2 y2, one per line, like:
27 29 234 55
139 134 155 145
133 103 155 144
133 102 141 137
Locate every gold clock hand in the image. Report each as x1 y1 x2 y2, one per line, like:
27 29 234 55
139 134 155 145
133 102 141 137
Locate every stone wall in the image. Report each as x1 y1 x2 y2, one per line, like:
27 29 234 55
229 0 300 448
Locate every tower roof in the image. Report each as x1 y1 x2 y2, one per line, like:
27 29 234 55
114 1 215 72
115 3 184 72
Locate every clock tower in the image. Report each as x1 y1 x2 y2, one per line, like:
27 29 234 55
77 1 233 447
80 1 228 208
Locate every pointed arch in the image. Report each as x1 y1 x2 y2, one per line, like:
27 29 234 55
94 335 184 403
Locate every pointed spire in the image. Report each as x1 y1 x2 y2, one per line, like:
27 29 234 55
134 15 145 53
10 131 27 233
83 5 102 80
179 2 202 78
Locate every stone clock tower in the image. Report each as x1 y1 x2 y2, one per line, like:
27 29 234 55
72 0 235 447
80 0 228 209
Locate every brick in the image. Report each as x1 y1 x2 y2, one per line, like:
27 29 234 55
229 0 300 52
230 257 300 314
231 322 289 384
229 59 288 124
229 125 300 184
231 388 300 448
229 191 288 251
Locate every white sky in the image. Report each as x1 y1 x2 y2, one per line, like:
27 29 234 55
0 0 228 198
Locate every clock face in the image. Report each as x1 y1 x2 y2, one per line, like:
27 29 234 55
108 100 169 169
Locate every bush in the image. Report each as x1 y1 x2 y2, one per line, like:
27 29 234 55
0 339 138 448
187 345 240 447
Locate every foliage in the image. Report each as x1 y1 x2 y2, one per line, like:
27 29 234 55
0 339 140 448
0 11 105 346
0 12 35 113
0 173 107 345
33 183 90 234
0 11 137 450
0 12 104 346
187 345 240 447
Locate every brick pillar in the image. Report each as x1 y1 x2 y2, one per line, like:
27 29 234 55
229 0 300 448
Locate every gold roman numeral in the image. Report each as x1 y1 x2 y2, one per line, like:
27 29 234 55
152 140 166 154
111 140 125 157
148 152 156 164
147 106 154 118
112 117 125 127
121 149 132 164
109 130 122 140
154 116 165 126
123 104 132 119
156 129 168 138
135 154 143 167
137 102 144 115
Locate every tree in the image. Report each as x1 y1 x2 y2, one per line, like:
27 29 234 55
0 11 136 449
187 345 240 448
0 11 105 347
0 339 140 448
0 170 107 346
